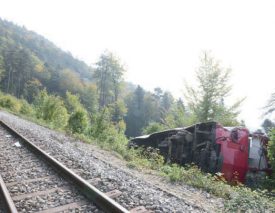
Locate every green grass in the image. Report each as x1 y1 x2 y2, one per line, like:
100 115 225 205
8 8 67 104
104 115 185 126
159 164 275 212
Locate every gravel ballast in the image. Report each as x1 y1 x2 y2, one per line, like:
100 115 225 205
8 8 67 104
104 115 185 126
0 111 224 212
0 124 99 212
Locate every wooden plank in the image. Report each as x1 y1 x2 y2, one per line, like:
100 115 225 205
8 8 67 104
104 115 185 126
12 187 69 201
36 201 88 213
5 175 56 187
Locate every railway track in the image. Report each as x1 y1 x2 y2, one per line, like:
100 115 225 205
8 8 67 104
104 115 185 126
0 120 149 213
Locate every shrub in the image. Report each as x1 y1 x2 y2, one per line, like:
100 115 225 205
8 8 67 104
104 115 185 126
90 107 113 138
19 99 34 115
224 187 273 212
161 164 183 182
116 120 126 134
34 89 68 128
0 94 22 112
65 91 89 134
34 89 48 119
68 109 89 133
49 102 68 129
268 129 275 177
65 91 82 113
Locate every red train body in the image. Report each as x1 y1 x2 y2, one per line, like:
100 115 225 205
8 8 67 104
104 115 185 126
129 122 271 183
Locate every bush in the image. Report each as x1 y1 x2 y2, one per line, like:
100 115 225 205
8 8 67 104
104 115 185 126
224 187 273 212
160 164 274 211
68 109 89 133
34 89 68 128
50 103 68 129
0 94 22 112
268 129 275 177
19 99 34 115
0 93 34 116
34 89 49 119
65 91 83 113
89 107 113 138
65 91 89 134
161 164 183 182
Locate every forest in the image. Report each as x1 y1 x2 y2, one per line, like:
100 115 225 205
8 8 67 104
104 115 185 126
0 18 274 211
0 18 248 136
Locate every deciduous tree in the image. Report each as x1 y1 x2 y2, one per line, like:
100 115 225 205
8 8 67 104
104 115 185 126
185 52 243 125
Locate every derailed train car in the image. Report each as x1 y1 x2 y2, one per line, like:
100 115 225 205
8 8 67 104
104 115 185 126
129 122 272 183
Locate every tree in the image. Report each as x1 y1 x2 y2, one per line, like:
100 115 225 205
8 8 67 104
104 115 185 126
153 87 163 100
161 91 174 112
23 78 43 102
2 46 16 94
268 129 275 178
34 89 68 128
65 91 83 113
161 98 196 128
80 83 98 115
142 122 165 134
0 54 5 82
125 85 146 136
68 110 89 133
2 47 34 97
185 52 243 125
65 91 89 133
264 93 275 115
143 92 161 123
261 119 275 134
109 100 127 123
59 69 84 94
94 51 125 107
125 85 165 136
32 56 51 85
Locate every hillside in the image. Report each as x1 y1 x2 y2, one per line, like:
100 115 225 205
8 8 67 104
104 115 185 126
0 18 93 99
0 17 169 137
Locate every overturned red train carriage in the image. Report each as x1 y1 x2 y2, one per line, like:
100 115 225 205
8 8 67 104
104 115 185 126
129 122 272 183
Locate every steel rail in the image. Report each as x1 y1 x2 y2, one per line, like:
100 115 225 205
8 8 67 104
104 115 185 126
0 175 18 213
0 120 129 213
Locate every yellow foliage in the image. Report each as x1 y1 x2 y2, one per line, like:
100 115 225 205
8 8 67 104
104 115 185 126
31 54 45 73
34 63 44 72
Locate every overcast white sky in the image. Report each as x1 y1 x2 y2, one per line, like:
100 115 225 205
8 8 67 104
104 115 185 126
1 0 275 129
